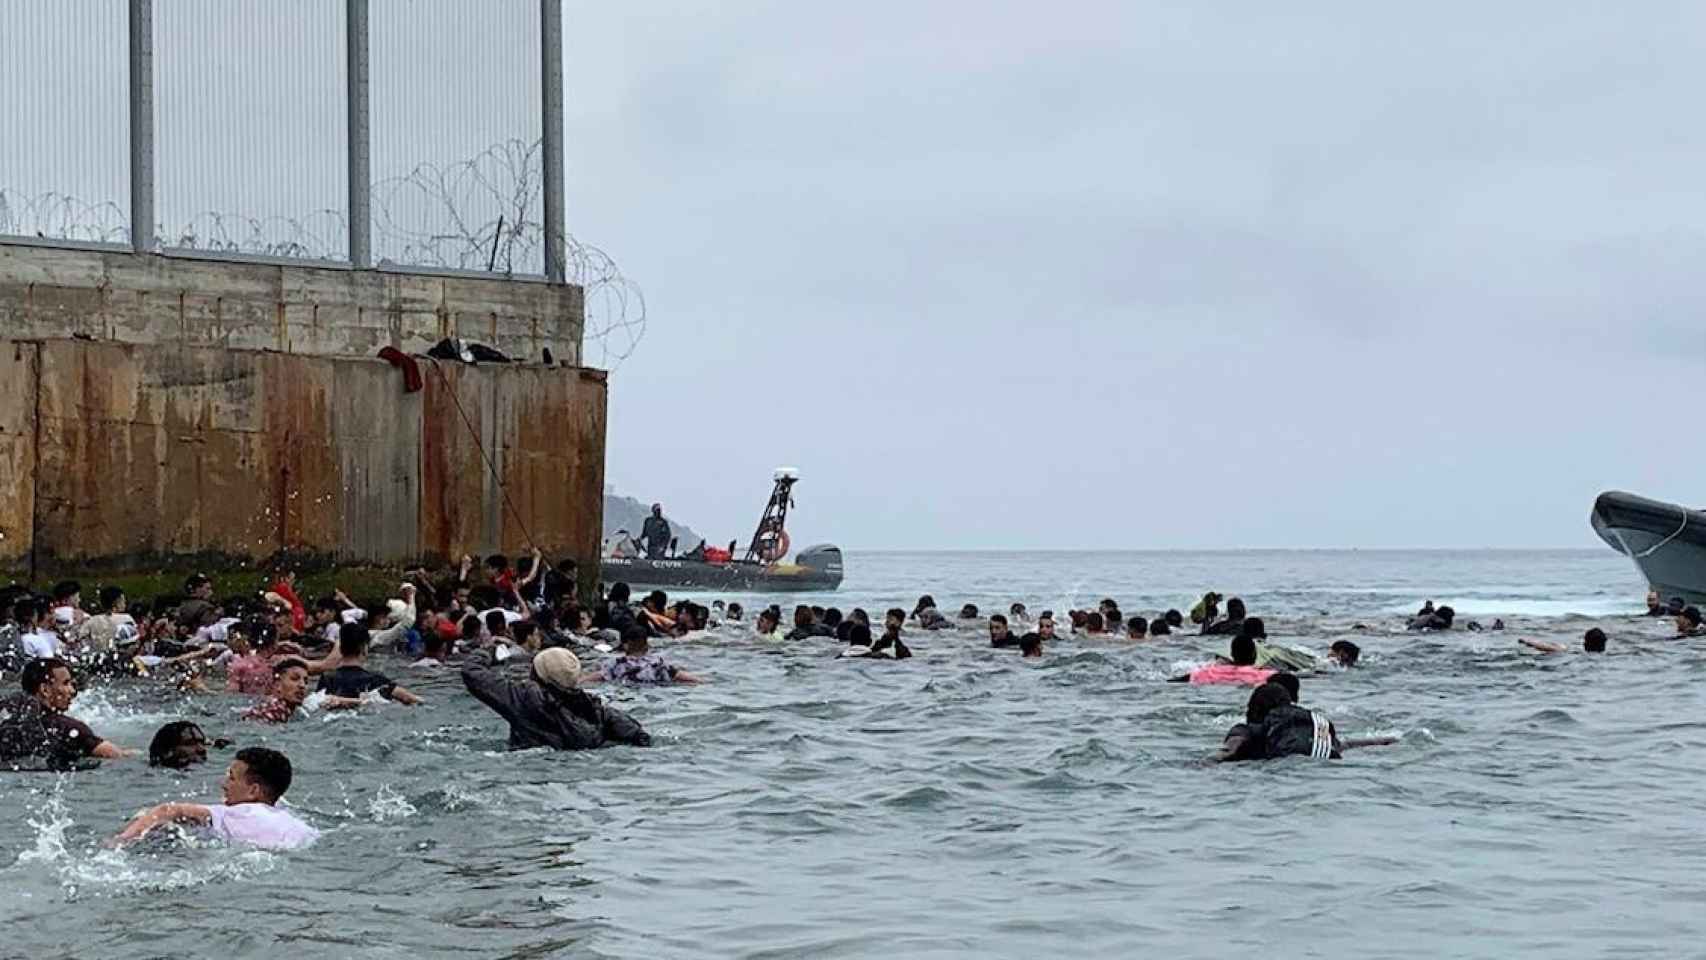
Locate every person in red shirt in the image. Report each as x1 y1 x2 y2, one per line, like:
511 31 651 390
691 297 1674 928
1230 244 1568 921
267 571 307 633
486 554 515 594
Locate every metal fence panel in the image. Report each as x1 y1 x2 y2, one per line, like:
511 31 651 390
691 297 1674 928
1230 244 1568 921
371 0 544 275
0 0 130 245
155 0 348 259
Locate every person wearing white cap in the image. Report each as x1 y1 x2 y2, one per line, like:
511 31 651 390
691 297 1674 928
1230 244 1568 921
371 584 418 653
460 646 651 750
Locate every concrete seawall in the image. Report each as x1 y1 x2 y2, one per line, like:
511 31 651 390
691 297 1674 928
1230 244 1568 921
0 243 606 580
0 243 583 364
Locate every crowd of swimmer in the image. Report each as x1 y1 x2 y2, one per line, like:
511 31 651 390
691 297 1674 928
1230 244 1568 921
3 556 1703 852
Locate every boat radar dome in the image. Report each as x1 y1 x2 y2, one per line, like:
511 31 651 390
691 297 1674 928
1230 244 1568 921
774 467 800 481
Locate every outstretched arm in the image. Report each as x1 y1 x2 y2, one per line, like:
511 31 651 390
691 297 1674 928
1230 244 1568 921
113 802 213 844
1340 736 1400 750
1518 638 1565 654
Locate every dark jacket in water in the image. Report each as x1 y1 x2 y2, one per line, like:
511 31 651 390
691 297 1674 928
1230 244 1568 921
1223 705 1341 762
1201 616 1244 637
461 659 651 751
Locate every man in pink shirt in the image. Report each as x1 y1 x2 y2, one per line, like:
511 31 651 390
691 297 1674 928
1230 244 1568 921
113 746 319 851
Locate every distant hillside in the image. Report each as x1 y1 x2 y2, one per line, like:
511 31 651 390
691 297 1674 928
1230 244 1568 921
603 493 707 550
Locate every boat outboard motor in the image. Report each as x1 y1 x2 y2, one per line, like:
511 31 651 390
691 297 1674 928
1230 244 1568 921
795 545 843 575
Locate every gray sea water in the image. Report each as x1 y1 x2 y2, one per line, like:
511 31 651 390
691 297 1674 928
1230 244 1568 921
5 549 1702 959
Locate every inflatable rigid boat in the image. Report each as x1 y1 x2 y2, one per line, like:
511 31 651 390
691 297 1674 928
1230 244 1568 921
600 469 845 593
1592 490 1706 604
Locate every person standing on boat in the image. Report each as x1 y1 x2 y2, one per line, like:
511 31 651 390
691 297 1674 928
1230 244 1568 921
640 504 672 560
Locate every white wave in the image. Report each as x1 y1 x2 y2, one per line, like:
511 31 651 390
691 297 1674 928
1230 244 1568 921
368 783 419 822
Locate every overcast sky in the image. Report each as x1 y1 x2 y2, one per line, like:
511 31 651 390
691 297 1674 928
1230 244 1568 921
4 3 1701 550
562 1 1706 550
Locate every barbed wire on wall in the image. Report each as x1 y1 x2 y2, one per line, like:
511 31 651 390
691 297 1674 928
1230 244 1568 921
0 137 645 367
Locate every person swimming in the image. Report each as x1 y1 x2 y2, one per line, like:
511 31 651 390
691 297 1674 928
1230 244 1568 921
988 614 1022 648
1214 679 1395 762
461 647 651 750
1519 628 1608 654
1407 605 1456 631
1675 606 1703 638
147 721 210 769
1202 597 1247 636
113 746 319 851
1176 635 1275 686
1327 640 1361 667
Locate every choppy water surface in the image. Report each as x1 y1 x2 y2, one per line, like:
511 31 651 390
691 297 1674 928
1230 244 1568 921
6 549 1705 959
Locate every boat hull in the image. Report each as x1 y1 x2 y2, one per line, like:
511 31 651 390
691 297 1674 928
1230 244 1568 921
1591 490 1706 604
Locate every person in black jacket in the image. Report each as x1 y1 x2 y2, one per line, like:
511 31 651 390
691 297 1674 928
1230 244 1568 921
462 647 651 750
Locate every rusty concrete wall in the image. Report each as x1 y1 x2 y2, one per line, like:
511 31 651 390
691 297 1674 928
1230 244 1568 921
0 342 38 569
0 243 584 365
5 338 606 577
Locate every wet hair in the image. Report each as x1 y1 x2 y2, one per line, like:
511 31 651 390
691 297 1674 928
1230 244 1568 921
823 608 843 628
989 614 1008 628
1085 612 1104 632
1329 640 1361 666
98 586 125 612
1127 616 1148 637
647 590 669 612
886 608 907 623
726 602 743 618
1149 618 1171 637
1019 633 1042 656
21 657 70 694
1164 609 1183 629
13 596 42 626
1268 672 1300 702
834 620 855 643
1435 605 1456 625
1245 683 1292 724
235 746 293 801
485 610 509 636
148 721 206 767
608 582 631 605
848 624 872 647
1669 597 1686 614
460 614 483 640
914 595 937 613
1068 610 1087 629
758 608 780 628
1239 617 1267 641
51 580 81 603
1583 628 1608 653
621 625 649 653
1010 603 1027 616
960 604 979 619
1230 635 1257 666
1225 597 1246 620
337 621 371 658
850 608 869 627
1683 606 1703 628
794 605 813 628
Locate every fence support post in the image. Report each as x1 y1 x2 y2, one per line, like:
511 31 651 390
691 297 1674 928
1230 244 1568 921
128 0 155 253
541 0 566 283
347 0 372 267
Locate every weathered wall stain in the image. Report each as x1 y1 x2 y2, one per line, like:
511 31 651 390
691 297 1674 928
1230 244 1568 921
0 338 607 577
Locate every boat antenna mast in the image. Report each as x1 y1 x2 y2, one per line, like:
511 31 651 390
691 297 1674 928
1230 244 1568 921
743 467 799 563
